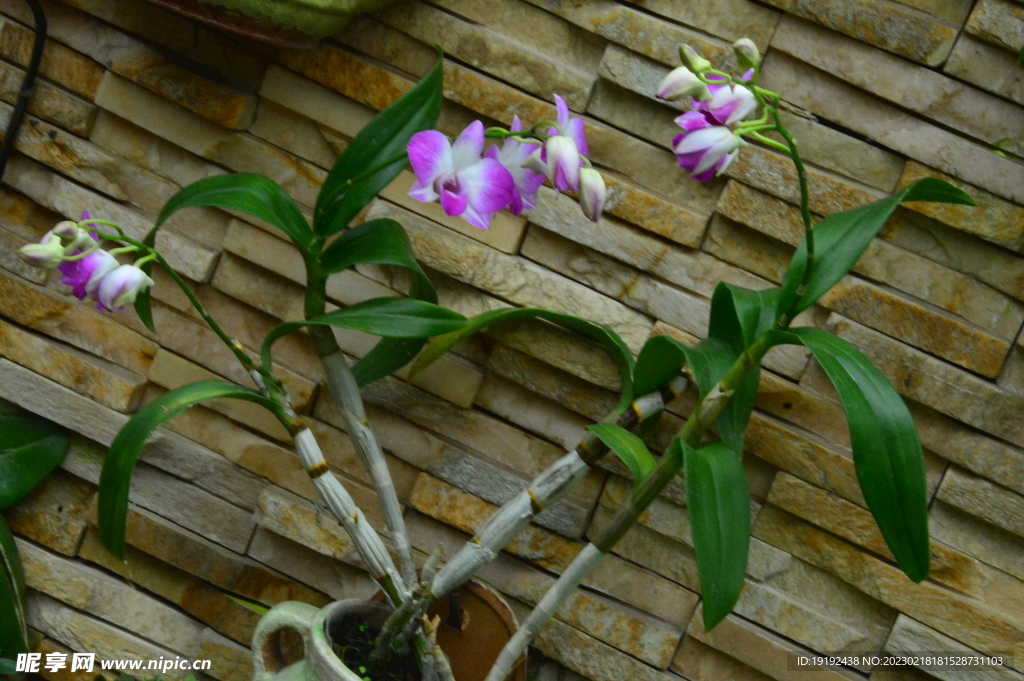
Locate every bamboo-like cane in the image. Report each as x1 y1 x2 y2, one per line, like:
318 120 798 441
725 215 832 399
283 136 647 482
320 351 419 592
292 427 408 604
429 377 688 600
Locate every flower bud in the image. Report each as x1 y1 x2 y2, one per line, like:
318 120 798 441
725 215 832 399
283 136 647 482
578 168 606 222
95 264 154 312
679 45 712 74
19 234 65 269
544 135 581 192
656 66 711 102
732 38 760 72
52 221 80 241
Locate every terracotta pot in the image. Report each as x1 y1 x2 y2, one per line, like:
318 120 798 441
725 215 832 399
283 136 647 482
253 583 526 681
143 0 397 48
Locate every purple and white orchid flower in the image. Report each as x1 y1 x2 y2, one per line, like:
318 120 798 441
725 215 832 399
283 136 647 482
484 116 545 215
408 120 515 230
672 112 744 182
693 80 757 127
95 264 154 312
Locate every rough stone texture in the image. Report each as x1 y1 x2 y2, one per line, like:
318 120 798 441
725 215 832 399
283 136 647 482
2 2 1024 680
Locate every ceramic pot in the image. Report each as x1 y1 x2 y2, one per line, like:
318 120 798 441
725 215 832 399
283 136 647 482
253 582 526 681
143 0 397 47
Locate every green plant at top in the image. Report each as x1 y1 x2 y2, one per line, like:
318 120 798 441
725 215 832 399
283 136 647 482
13 37 974 681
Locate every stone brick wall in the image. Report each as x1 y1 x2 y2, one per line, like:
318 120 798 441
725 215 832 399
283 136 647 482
1 1 1023 681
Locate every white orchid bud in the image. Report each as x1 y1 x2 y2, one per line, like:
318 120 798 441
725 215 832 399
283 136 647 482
733 38 760 72
52 221 80 241
95 264 154 311
544 135 581 192
19 234 66 269
578 168 606 222
656 66 712 102
680 45 712 74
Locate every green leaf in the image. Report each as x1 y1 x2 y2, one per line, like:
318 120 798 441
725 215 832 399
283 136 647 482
262 298 465 369
633 335 687 397
412 307 635 412
684 442 750 631
0 657 18 675
0 515 27 658
586 423 656 489
225 593 269 615
133 285 155 333
1018 46 1024 67
315 49 444 236
0 414 69 510
154 174 313 252
707 285 777 453
321 219 444 387
777 178 974 318
771 327 929 582
99 381 280 559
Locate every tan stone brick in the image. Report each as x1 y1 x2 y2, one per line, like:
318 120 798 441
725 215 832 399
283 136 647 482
258 64 374 139
62 0 266 89
247 526 377 602
931 501 1024 583
0 321 146 411
367 199 653 351
760 52 1024 205
754 506 1024 662
254 486 366 567
521 0 737 69
0 0 256 129
5 469 95 556
937 467 1024 540
0 15 103 98
945 33 1024 107
78 530 264 645
94 73 323 208
60 438 256 553
760 0 957 65
27 592 192 678
886 614 1024 681
772 16 1024 157
535 618 673 681
197 628 253 681
18 537 206 653
486 344 619 421
89 111 225 189
124 505 325 606
896 161 1024 253
249 99 337 170
0 59 97 136
379 0 595 110
475 373 590 452
685 609 865 681
966 0 1024 52
672 636 774 681
31 635 118 681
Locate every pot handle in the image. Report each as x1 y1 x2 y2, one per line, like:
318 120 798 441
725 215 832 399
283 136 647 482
252 601 320 681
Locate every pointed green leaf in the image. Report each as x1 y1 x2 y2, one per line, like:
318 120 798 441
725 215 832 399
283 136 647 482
707 284 777 453
778 178 974 318
633 335 688 397
412 307 635 412
771 327 929 582
0 415 69 510
262 298 465 369
99 381 280 559
684 442 750 631
154 174 313 252
315 50 444 236
586 423 656 489
0 515 27 657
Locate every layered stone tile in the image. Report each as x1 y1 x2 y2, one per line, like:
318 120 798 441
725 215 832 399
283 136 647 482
937 467 1024 540
4 469 95 556
759 52 1024 205
759 0 958 65
0 59 97 136
0 0 256 129
945 33 1024 106
965 0 1024 53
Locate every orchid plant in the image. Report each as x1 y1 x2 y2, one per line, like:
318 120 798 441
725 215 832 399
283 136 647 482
8 40 974 681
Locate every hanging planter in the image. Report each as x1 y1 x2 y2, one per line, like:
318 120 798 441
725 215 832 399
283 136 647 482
144 0 398 48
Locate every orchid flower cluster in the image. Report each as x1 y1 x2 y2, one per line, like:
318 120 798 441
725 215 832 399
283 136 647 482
657 39 775 182
18 211 155 312
407 95 606 229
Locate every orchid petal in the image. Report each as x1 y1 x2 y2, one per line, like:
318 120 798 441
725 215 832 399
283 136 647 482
452 121 485 170
408 131 452 186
